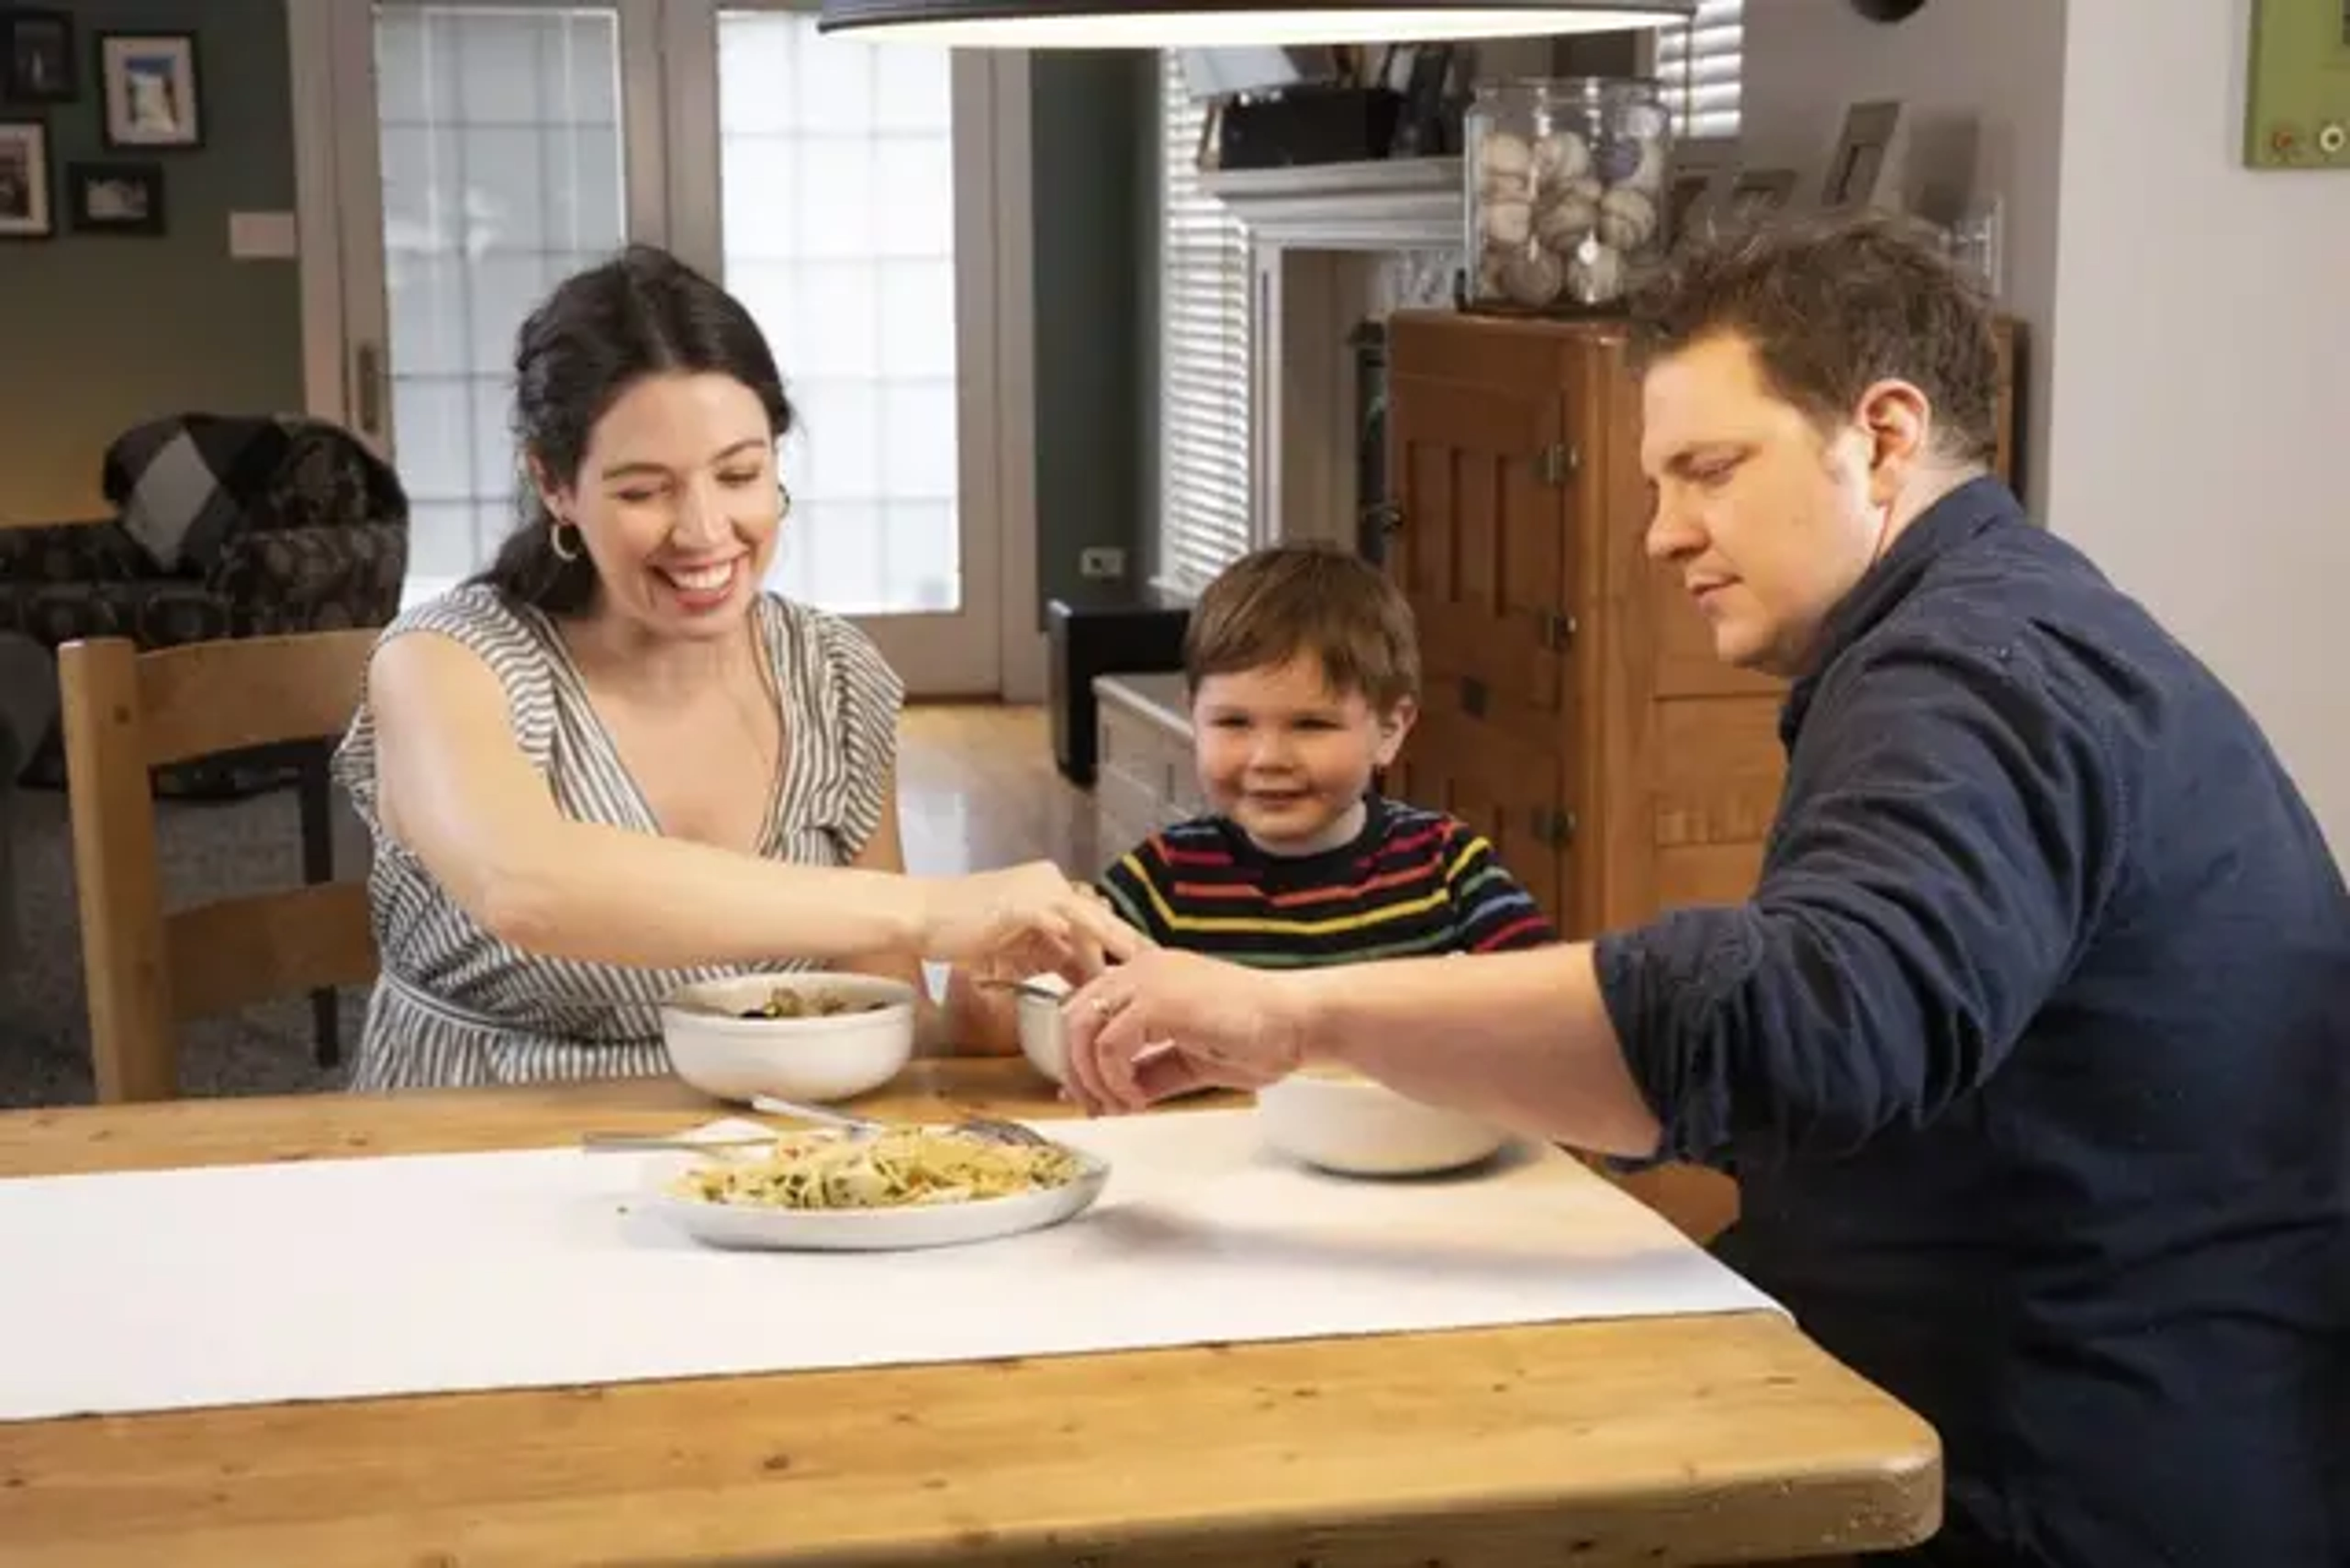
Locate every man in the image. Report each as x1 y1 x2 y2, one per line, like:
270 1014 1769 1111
1064 211 2348 1566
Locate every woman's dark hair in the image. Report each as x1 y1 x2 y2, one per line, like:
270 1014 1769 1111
472 244 796 614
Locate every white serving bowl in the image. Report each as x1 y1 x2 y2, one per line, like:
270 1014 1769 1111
1013 971 1073 1083
659 973 918 1104
1255 1068 1512 1177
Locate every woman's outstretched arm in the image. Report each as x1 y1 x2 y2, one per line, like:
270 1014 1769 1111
368 632 1132 974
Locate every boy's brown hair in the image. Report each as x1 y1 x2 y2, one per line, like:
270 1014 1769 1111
1626 207 2002 468
1183 543 1419 711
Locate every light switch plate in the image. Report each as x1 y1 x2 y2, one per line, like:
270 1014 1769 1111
2244 0 2350 169
227 209 298 258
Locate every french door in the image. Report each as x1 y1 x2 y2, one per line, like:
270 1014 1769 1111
290 0 1031 696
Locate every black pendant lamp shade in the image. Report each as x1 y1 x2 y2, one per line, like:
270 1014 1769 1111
816 1 1698 47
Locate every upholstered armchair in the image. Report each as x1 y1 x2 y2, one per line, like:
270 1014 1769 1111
0 412 409 797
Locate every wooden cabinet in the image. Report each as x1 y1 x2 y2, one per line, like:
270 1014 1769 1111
1382 309 1789 941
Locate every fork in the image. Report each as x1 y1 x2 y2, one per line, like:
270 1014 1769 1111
750 1092 1053 1148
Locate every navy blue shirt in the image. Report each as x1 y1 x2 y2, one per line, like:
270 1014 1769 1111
1595 478 2348 1567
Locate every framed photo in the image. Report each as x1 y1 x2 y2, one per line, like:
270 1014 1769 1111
2 8 76 103
0 119 50 238
1721 167 1799 226
68 160 163 235
98 32 200 149
1663 135 1739 247
1821 99 1906 210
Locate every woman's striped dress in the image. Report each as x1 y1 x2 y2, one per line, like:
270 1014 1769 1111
329 584 905 1091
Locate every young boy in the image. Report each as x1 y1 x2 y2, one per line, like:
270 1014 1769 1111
952 543 1552 1048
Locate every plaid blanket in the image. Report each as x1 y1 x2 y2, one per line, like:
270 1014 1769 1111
102 413 384 576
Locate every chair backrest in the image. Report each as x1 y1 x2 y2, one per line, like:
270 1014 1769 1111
58 630 381 1102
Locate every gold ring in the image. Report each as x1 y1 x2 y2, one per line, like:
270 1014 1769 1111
1091 994 1118 1020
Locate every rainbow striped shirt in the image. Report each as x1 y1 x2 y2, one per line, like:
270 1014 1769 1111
1095 796 1554 966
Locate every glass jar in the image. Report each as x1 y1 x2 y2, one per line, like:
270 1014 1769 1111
1463 78 1672 315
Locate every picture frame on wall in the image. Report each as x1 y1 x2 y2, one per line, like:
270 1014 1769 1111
0 119 51 239
2 8 77 104
1721 167 1799 226
68 160 163 235
97 32 200 149
1663 135 1739 247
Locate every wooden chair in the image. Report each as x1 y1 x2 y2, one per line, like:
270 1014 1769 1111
58 631 381 1102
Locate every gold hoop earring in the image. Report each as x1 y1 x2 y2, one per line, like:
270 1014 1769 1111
548 518 583 562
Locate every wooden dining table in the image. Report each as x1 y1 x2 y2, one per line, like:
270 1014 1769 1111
0 1060 1941 1567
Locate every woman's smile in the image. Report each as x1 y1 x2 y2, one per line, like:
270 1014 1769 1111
654 553 747 613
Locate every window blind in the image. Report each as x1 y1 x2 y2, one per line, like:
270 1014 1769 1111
1157 50 1255 596
1655 0 1743 140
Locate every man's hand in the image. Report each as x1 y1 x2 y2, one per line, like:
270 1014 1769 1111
1061 949 1312 1113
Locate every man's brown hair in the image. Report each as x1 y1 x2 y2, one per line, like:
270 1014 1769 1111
1626 208 2002 467
1184 543 1420 710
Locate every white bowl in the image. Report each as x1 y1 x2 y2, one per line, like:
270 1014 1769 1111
1013 972 1072 1083
1255 1069 1512 1177
659 973 917 1104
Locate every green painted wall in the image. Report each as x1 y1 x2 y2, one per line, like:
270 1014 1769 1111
1028 50 1150 613
0 0 304 524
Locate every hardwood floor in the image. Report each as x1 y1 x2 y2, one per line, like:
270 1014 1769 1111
897 703 1102 880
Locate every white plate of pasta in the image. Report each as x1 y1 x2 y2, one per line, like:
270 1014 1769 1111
641 1123 1110 1252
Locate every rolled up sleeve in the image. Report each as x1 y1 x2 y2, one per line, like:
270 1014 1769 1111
1597 636 2121 1166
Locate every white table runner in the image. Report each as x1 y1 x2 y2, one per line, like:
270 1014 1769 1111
0 1109 1776 1422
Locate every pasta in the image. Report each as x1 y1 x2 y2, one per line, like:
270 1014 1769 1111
670 1127 1086 1211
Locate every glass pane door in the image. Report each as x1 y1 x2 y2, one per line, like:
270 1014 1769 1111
360 1 651 603
717 11 960 618
673 1 1004 692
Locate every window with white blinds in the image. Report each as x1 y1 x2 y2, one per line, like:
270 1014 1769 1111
1655 0 1744 139
1157 51 1255 596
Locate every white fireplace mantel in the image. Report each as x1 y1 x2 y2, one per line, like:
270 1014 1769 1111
1199 159 1468 557
1200 157 1465 253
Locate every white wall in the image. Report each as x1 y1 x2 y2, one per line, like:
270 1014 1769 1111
1741 0 2068 515
1743 0 2344 859
2047 0 2349 858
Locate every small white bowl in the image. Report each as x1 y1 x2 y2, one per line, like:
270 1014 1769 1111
1014 972 1072 1083
660 973 917 1104
1255 1068 1512 1177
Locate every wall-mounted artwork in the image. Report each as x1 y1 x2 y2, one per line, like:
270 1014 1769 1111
0 118 50 238
99 32 200 150
68 160 163 235
1663 135 1739 246
1 8 76 103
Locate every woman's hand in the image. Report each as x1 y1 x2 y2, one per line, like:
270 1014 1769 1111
1061 949 1311 1113
916 861 1141 983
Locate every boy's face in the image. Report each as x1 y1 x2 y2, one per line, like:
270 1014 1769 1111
1190 654 1415 855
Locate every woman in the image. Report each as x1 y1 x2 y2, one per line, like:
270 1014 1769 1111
334 244 1129 1090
